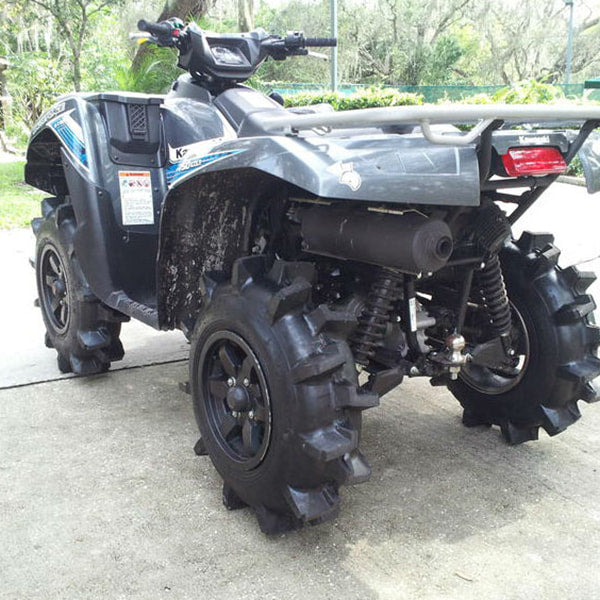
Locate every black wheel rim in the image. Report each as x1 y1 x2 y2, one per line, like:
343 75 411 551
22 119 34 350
460 301 530 395
200 331 272 470
39 245 70 335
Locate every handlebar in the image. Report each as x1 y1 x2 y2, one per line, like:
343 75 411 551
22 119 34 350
135 19 336 63
137 18 184 47
263 32 337 59
137 19 173 37
280 32 337 50
303 38 337 47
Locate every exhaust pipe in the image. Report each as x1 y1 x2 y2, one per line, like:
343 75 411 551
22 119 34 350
300 206 453 273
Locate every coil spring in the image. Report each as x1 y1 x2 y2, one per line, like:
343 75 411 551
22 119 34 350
479 254 512 337
351 269 403 365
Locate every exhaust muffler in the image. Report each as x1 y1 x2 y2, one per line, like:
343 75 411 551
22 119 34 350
300 206 453 273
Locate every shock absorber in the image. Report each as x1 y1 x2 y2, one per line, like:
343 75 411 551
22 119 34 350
478 254 512 341
351 268 403 365
471 201 513 347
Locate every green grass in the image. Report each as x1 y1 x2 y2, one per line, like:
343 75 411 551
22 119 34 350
0 161 44 229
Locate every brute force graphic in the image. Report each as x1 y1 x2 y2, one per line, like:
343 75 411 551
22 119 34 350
26 17 600 534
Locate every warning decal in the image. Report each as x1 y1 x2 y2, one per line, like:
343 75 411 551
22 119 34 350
118 171 154 226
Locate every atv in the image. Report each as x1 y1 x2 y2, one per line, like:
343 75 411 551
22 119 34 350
25 18 600 534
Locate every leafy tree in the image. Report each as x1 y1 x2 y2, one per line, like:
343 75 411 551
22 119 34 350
253 1 331 84
9 0 124 91
4 52 72 141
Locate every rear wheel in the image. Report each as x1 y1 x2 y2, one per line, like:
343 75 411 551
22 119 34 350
189 257 378 534
33 198 127 375
449 232 600 444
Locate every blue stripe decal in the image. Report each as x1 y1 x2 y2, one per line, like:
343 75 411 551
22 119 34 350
166 149 245 186
49 117 88 169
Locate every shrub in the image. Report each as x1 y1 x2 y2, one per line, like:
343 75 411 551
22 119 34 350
283 87 423 110
113 46 180 94
491 80 565 104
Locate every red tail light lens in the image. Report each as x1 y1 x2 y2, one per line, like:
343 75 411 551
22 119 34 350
501 147 567 177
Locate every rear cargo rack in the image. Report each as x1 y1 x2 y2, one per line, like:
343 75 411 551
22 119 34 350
255 103 600 145
253 103 600 223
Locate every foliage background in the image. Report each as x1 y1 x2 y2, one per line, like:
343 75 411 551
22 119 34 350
0 1 594 230
1 0 599 144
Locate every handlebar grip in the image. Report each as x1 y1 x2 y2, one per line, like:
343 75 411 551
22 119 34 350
137 19 173 37
303 37 337 47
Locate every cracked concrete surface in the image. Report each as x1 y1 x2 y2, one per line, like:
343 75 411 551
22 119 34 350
1 182 600 598
1 365 599 599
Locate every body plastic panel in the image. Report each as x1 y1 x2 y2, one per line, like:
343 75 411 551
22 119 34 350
26 93 166 323
29 93 481 215
167 132 481 206
27 90 481 328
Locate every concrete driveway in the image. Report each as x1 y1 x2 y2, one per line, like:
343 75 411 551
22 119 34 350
1 182 600 599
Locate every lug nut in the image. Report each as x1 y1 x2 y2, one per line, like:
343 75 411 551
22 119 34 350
248 410 255 420
227 377 235 387
242 378 250 387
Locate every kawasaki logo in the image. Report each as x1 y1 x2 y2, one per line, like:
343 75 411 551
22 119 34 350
168 138 227 163
518 135 550 145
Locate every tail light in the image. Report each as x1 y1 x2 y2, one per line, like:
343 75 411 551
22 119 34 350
501 147 567 177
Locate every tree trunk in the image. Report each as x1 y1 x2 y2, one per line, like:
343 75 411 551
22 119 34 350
533 16 599 83
156 0 211 22
238 0 254 32
72 51 81 91
0 58 8 131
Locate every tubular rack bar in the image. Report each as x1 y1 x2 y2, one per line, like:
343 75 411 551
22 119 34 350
253 103 600 146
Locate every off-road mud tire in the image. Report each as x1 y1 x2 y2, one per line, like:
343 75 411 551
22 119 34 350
189 257 377 534
449 231 600 444
33 198 126 375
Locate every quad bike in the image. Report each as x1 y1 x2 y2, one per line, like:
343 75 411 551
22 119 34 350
25 18 600 534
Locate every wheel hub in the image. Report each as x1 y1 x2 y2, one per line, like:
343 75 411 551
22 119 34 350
51 278 66 297
200 331 272 469
39 245 70 334
226 385 251 412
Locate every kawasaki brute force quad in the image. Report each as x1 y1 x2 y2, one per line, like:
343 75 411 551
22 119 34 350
25 18 600 534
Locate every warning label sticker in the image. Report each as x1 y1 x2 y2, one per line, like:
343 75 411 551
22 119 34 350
118 171 154 226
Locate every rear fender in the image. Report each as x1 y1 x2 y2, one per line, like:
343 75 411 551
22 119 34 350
165 133 480 206
26 95 97 192
24 128 68 197
157 167 286 332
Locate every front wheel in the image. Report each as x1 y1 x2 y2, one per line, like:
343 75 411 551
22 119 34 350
449 232 600 444
189 257 378 534
33 199 126 375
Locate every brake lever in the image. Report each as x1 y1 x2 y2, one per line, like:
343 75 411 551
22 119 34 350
129 32 152 41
